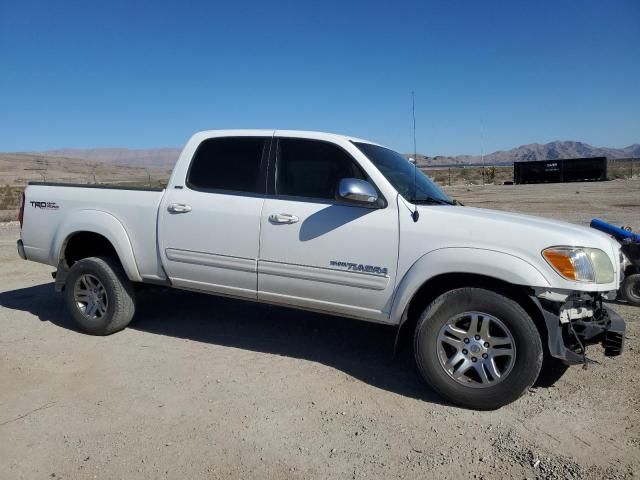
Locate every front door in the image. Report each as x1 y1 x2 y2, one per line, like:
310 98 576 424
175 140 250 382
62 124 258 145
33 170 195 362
258 137 399 321
159 135 270 299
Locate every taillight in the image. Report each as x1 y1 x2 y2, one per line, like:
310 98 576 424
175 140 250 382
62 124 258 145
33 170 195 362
18 192 25 228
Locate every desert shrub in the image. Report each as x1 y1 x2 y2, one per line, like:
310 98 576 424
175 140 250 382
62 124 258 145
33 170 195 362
0 185 21 211
0 185 11 210
486 166 496 183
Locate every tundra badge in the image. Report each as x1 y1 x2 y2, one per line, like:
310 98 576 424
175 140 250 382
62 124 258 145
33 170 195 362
330 260 388 276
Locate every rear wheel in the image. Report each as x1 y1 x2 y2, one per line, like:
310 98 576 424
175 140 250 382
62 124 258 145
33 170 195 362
414 287 543 410
63 256 135 335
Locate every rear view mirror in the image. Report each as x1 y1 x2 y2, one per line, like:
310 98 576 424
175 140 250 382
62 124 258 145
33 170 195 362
337 178 378 205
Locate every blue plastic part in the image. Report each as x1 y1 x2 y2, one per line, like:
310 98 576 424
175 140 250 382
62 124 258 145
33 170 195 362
590 218 640 243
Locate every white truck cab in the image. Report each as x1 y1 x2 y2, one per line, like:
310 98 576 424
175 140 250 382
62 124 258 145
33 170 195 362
17 130 626 409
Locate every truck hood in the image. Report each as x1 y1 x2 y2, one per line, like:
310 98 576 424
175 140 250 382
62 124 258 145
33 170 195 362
416 205 621 288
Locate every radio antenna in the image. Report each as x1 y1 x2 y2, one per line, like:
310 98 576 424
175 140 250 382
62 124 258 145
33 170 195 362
411 91 419 222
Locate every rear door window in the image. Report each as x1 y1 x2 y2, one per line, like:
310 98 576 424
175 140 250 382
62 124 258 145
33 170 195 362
187 137 267 193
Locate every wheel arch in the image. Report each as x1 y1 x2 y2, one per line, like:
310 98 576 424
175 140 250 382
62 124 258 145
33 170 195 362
52 210 142 282
391 248 550 353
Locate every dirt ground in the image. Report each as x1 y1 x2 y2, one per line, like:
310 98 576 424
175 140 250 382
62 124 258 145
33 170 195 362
1 179 639 479
443 178 640 227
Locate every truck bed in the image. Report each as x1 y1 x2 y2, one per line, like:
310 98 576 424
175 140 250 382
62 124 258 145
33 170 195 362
21 182 166 280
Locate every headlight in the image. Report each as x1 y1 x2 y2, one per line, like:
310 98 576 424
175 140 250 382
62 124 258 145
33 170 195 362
542 247 614 284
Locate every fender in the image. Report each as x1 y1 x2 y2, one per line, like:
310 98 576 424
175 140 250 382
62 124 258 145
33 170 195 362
389 247 552 325
51 209 142 282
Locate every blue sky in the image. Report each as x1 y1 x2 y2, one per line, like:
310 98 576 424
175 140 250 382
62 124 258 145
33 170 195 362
1 0 638 155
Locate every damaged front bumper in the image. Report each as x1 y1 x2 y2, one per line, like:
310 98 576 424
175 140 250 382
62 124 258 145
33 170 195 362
530 292 625 364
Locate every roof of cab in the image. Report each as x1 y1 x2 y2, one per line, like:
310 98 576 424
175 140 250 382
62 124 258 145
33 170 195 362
193 129 382 147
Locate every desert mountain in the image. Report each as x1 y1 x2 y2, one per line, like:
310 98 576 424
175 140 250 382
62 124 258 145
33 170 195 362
16 140 640 169
0 152 170 186
34 147 181 169
412 141 640 167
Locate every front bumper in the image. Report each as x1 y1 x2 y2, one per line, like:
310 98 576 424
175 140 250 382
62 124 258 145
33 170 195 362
531 296 625 364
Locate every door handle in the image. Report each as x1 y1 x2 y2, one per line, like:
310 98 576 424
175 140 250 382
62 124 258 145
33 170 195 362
269 213 299 224
168 203 192 214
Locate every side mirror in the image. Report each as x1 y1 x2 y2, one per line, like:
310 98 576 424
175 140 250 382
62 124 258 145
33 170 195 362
337 178 378 205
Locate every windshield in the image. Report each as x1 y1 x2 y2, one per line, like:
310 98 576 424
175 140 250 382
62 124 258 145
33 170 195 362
353 142 452 204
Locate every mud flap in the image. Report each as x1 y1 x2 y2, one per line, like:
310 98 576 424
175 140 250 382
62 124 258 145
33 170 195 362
603 308 625 356
53 261 69 292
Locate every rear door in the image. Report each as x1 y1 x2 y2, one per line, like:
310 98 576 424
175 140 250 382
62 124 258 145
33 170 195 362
158 135 270 299
257 136 399 321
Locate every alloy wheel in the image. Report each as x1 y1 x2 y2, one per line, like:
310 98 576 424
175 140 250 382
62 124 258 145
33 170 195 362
436 311 516 388
73 274 108 320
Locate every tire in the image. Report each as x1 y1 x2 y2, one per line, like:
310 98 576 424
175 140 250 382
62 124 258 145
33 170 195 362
413 287 543 410
620 274 640 306
63 256 136 335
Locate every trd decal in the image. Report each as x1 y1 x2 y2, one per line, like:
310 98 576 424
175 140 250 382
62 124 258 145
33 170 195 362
330 260 388 276
30 201 59 210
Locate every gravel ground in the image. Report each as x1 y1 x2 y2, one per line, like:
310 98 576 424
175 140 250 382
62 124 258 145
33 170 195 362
1 179 639 479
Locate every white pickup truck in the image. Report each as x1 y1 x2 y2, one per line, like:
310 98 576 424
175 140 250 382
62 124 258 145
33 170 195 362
17 130 625 409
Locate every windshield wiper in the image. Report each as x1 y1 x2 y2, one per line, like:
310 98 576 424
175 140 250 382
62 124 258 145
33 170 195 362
411 197 454 205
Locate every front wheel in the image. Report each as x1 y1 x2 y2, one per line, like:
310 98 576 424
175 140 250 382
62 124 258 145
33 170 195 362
414 287 543 410
63 256 136 335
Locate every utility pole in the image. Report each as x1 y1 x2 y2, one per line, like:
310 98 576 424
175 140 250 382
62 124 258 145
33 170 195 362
24 168 46 182
91 164 98 184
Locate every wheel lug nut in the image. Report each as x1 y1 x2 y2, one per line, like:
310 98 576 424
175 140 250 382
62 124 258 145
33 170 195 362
462 349 468 355
471 357 477 363
482 353 488 359
484 342 489 348
474 335 481 340
464 338 470 344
